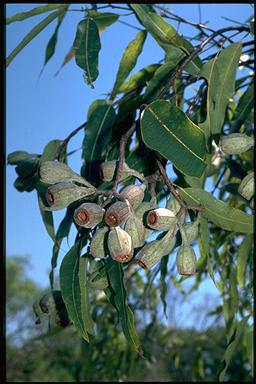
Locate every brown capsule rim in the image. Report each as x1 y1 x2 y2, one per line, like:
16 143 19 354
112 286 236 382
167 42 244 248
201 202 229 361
138 260 148 269
46 190 54 205
75 208 89 225
147 211 158 225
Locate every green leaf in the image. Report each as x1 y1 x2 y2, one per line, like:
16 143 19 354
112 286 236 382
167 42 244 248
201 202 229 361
14 175 37 192
88 11 119 32
41 139 63 161
82 101 116 181
218 317 248 381
179 187 253 233
199 42 242 141
245 326 253 375
237 234 253 287
37 191 55 242
39 5 69 77
110 29 147 99
106 259 140 352
60 241 89 342
118 63 161 93
231 83 254 132
130 4 202 75
140 100 207 177
79 256 94 335
6 9 61 67
160 255 169 318
6 4 66 24
73 17 101 88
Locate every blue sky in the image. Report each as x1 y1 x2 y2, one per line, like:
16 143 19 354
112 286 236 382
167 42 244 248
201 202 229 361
6 4 253 328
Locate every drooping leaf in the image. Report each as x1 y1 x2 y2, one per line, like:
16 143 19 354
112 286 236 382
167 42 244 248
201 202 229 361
160 255 169 318
140 100 207 177
14 174 37 192
231 83 254 132
82 100 116 181
39 5 69 77
37 191 55 242
130 4 202 75
88 11 119 32
54 46 75 77
6 10 61 67
110 29 147 99
199 42 242 142
6 4 66 24
59 241 89 342
73 17 101 88
218 317 249 381
118 63 161 93
245 326 254 375
40 139 63 161
106 259 140 352
79 256 94 335
237 234 253 287
179 187 253 233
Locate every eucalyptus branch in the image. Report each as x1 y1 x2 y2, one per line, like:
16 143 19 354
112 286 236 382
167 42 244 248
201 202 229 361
58 121 87 156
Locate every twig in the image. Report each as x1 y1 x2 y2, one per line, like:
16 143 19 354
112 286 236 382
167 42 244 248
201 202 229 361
58 121 86 156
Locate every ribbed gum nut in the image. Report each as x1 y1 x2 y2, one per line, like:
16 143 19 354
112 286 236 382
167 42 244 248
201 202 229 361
146 208 177 231
74 202 105 228
182 220 199 244
39 291 64 314
7 150 31 165
238 172 254 200
45 182 96 211
40 161 93 187
137 227 177 269
124 211 145 248
105 201 131 227
166 198 185 224
119 184 146 210
135 198 157 240
219 133 254 155
176 244 196 276
107 226 133 263
90 226 109 258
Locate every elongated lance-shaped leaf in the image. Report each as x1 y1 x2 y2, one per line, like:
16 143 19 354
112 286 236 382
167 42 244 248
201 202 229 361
6 4 66 24
6 9 61 67
60 241 89 342
54 46 75 77
87 11 119 32
231 83 254 132
110 29 147 99
140 100 207 178
218 317 249 381
73 17 101 88
39 5 69 78
245 326 253 375
130 4 202 75
237 234 253 288
106 259 140 352
160 255 169 318
179 187 253 233
118 63 161 93
40 139 63 161
82 100 116 181
199 42 242 143
37 191 55 242
79 256 94 335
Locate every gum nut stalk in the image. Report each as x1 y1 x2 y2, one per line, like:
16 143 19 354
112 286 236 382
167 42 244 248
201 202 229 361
90 226 109 258
107 226 133 263
238 172 254 200
146 208 177 231
166 198 185 224
39 160 94 187
39 291 65 314
219 133 254 155
137 227 177 269
45 182 96 211
74 202 105 228
119 184 146 210
176 244 196 276
182 220 200 244
105 201 131 227
124 211 145 248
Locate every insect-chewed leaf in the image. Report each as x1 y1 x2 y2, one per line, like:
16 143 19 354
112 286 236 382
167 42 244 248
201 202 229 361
140 100 207 177
73 17 101 87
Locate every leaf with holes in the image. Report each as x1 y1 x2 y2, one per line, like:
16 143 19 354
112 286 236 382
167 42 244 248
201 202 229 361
140 100 207 177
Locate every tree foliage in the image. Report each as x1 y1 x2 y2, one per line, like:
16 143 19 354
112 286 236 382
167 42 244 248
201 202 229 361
6 4 254 381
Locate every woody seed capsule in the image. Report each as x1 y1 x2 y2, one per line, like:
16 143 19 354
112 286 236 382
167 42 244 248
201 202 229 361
74 202 105 228
105 201 131 227
44 181 96 211
176 244 196 276
146 208 177 231
90 226 109 258
219 133 254 155
238 172 254 200
182 219 200 244
108 226 133 263
100 160 144 182
166 198 185 224
124 211 145 248
119 184 146 210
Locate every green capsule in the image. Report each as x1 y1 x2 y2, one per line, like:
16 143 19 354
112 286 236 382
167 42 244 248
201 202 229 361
124 211 145 248
238 172 254 200
105 201 132 227
119 184 146 210
90 226 109 259
108 226 133 263
182 219 200 244
219 133 254 155
7 150 38 165
43 182 96 211
135 197 157 240
176 245 196 276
